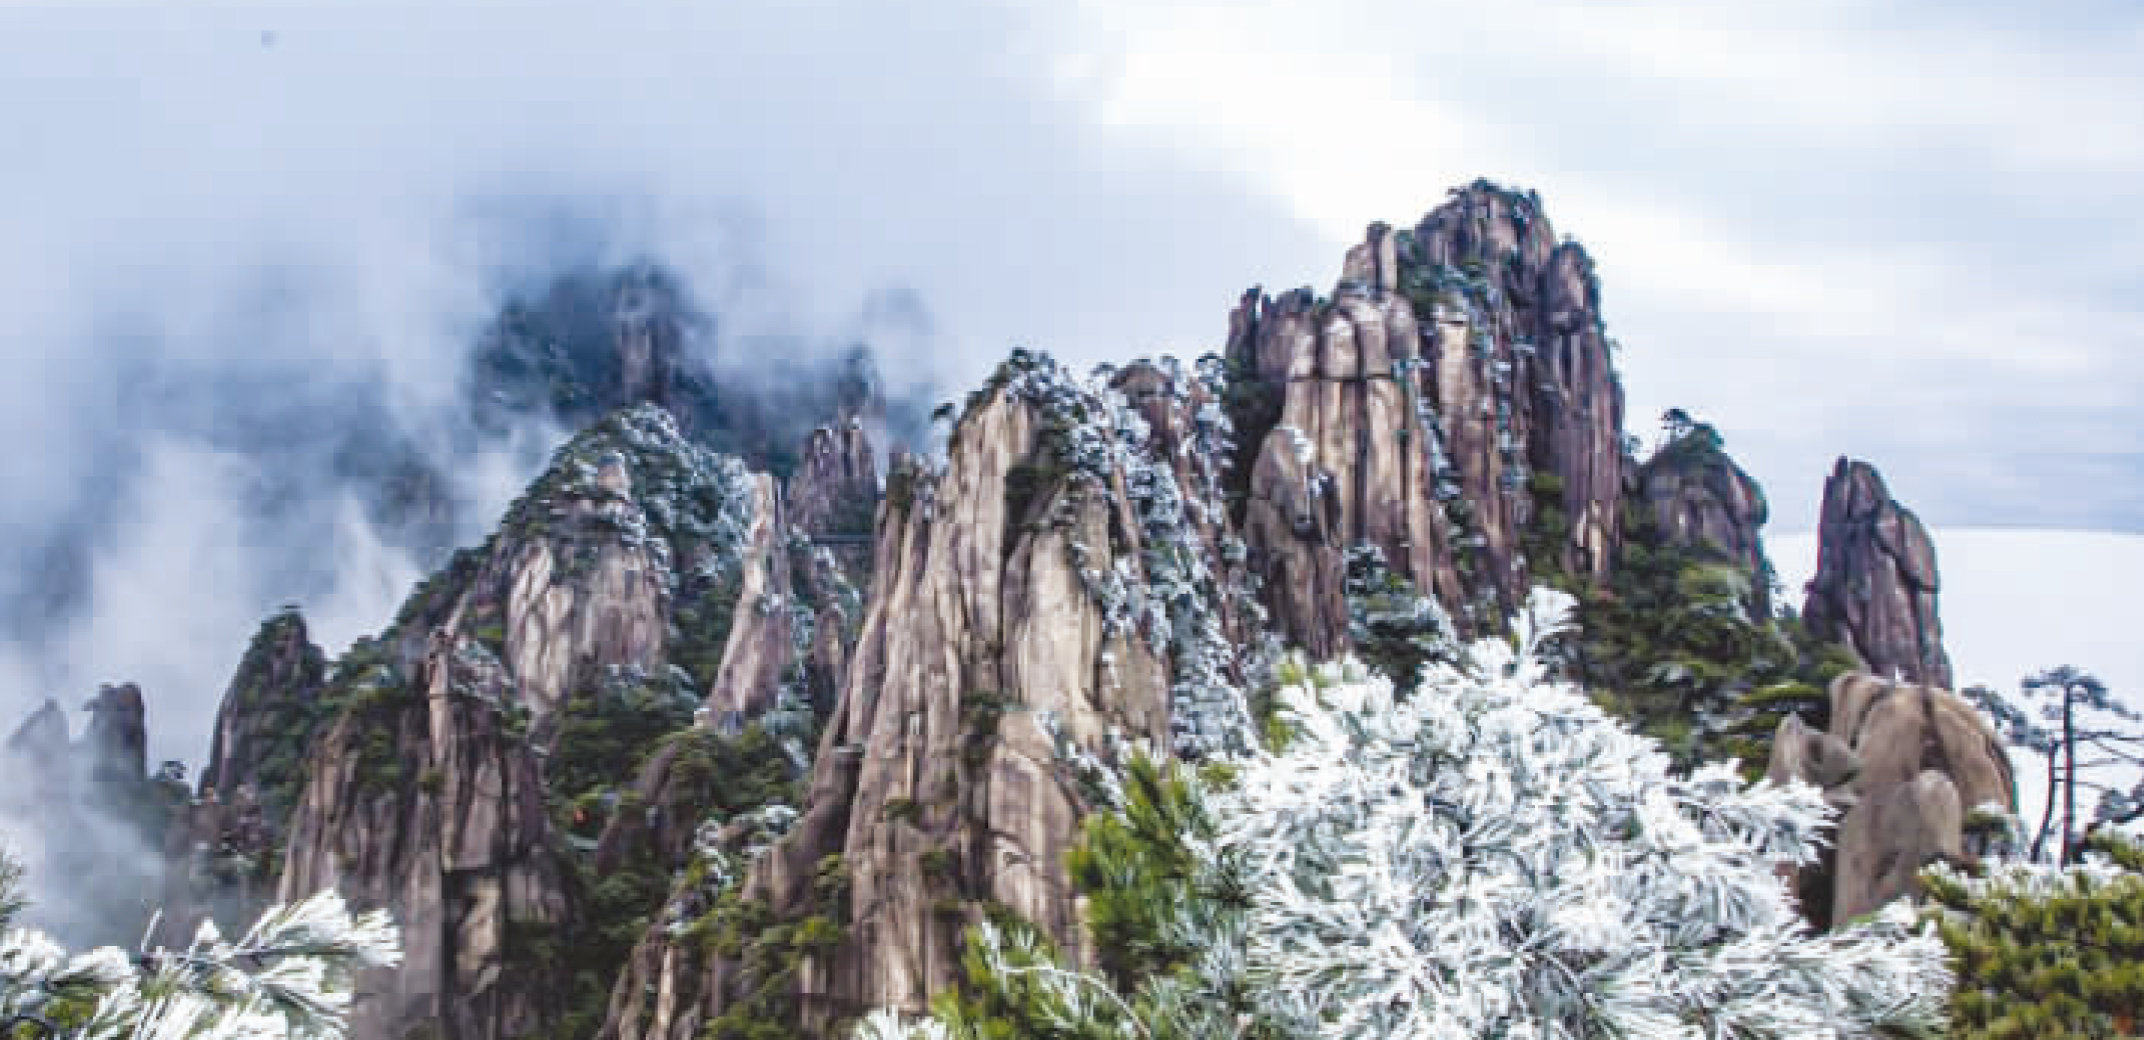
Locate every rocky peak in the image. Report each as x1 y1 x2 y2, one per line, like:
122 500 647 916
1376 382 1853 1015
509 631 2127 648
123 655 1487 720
266 403 769 1039
199 607 330 812
1226 179 1625 646
1631 421 1773 615
82 682 147 785
610 266 689 414
1802 458 1952 688
472 268 918 480
473 266 702 441
601 352 1260 1038
788 421 880 541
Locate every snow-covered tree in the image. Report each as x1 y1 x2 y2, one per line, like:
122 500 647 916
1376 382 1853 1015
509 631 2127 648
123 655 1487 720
1217 589 1950 1038
861 589 1953 1040
0 850 400 1038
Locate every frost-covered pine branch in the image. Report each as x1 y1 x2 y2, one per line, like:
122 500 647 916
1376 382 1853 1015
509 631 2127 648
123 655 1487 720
1217 588 1950 1039
0 851 400 1039
856 588 1952 1040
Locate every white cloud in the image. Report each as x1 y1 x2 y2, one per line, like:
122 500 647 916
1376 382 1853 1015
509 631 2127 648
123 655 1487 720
1052 0 2144 531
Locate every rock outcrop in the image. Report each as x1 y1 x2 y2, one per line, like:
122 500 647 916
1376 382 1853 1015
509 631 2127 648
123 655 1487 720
269 406 764 1039
161 611 328 943
1631 425 1773 615
602 355 1257 1038
471 268 916 480
82 682 147 785
703 475 796 728
789 421 880 541
1803 458 1952 688
198 608 330 814
1228 180 1625 645
280 632 575 1040
0 684 176 947
1768 673 2014 927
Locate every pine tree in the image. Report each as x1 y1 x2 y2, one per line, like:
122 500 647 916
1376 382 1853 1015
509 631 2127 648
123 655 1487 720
1923 832 2144 1039
0 849 399 1039
1963 667 2144 865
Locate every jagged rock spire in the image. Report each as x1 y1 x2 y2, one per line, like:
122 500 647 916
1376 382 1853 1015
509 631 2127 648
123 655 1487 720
1227 180 1626 644
1803 457 1952 688
1632 422 1773 615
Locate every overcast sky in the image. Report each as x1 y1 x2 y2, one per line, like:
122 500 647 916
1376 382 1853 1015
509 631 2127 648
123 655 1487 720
0 0 2137 763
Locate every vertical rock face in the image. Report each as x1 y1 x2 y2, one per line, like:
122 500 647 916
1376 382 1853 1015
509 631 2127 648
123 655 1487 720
1233 284 1449 655
270 406 763 1040
1228 180 1625 645
1770 673 2013 926
82 682 147 784
157 611 330 944
280 633 574 1040
1803 458 1952 688
604 356 1257 1038
199 608 330 813
789 422 880 540
1410 185 1627 599
689 418 882 729
703 476 796 727
1632 428 1774 615
787 421 881 718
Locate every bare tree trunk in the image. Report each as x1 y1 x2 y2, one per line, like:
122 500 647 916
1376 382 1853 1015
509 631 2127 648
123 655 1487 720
2034 729 2061 863
2063 683 2079 865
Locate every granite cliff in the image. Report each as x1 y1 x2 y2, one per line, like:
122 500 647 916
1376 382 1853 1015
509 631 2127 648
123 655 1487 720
5 180 2012 1039
1804 457 1953 688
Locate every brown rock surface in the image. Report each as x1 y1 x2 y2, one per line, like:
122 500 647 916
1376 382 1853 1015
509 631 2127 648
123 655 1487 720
605 357 1253 1037
703 475 796 728
1769 673 2014 926
279 631 575 1040
1803 458 1952 688
1228 180 1625 641
789 421 880 541
270 406 763 1039
198 608 329 810
1633 428 1773 614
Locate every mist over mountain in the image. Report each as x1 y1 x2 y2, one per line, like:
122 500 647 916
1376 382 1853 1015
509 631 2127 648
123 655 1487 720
1 3 2135 1036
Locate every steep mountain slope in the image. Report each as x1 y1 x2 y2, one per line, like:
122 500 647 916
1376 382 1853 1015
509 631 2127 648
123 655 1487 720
40 178 2016 1040
154 395 879 1039
1804 457 1953 688
273 407 762 1039
599 354 1260 1037
1225 181 1626 646
591 183 1827 1037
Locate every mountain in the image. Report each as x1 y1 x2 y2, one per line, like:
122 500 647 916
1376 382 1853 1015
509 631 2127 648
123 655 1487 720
8 180 2026 1039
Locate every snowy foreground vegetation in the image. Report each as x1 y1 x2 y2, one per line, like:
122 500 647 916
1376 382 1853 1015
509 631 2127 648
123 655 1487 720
7 588 2138 1037
0 863 400 1039
862 590 1957 1040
